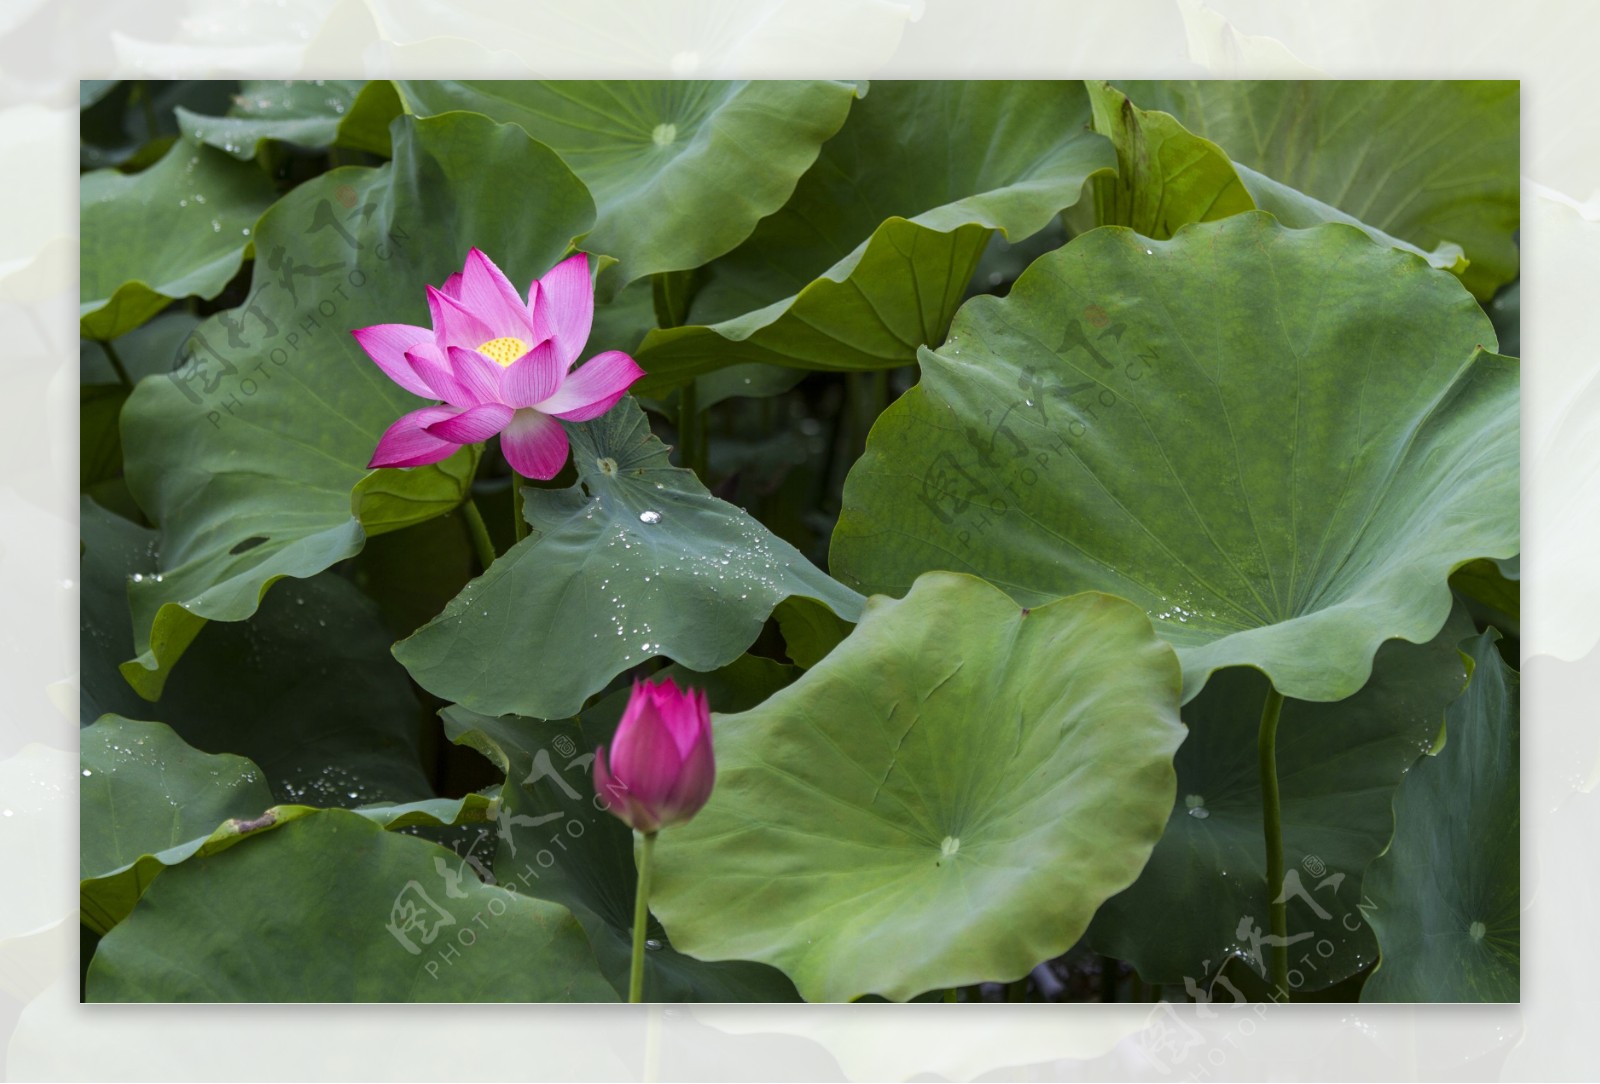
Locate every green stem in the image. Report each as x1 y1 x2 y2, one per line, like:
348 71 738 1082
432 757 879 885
846 370 887 465
460 498 496 572
101 339 132 389
628 830 658 1003
1257 686 1290 998
511 471 529 544
651 270 694 330
678 382 705 478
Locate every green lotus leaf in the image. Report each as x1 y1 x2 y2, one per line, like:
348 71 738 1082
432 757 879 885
79 715 495 936
79 81 237 171
1450 555 1520 623
80 312 203 493
80 716 274 935
832 213 1519 703
394 397 863 719
176 78 401 159
346 509 478 638
649 572 1185 1003
80 385 126 490
395 80 859 285
773 595 854 669
1113 80 1518 299
1488 279 1519 357
1085 81 1466 274
85 809 614 1002
80 137 278 341
631 80 1115 392
117 112 594 696
1362 630 1520 1002
1086 604 1474 991
80 497 433 803
441 654 801 1002
1084 79 1253 239
1232 163 1465 275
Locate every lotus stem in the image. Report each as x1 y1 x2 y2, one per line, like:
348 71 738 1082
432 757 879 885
101 340 132 389
651 268 708 479
629 830 658 1003
511 471 529 544
460 498 496 572
678 382 705 478
1257 685 1289 998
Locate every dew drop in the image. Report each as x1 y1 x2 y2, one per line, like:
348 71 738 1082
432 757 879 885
1184 794 1209 819
82 769 92 777
639 510 662 524
645 938 663 950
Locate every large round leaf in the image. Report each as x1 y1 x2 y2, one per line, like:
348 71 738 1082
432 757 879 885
649 572 1185 1003
395 80 859 285
176 78 401 159
441 655 802 1002
80 313 203 493
1114 80 1518 299
394 398 863 720
1083 80 1253 241
79 716 274 935
80 137 278 341
632 80 1114 391
80 498 432 804
78 81 237 171
832 213 1519 703
1086 603 1474 991
1362 630 1520 1002
1084 81 1466 274
118 112 593 696
79 716 492 936
86 810 614 1002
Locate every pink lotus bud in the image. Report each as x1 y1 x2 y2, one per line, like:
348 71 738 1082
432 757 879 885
593 677 716 834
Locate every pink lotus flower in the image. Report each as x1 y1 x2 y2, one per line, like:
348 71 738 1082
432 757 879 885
354 249 644 479
594 677 716 834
